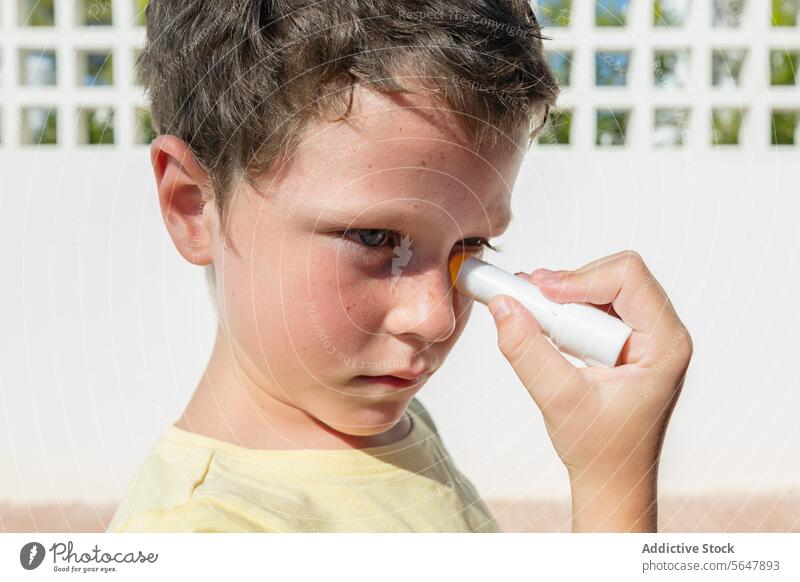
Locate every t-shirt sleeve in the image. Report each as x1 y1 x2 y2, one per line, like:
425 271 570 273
107 433 289 533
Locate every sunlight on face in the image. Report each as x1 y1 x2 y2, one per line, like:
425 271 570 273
213 86 528 435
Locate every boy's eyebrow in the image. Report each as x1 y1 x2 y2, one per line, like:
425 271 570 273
316 207 410 229
316 205 513 235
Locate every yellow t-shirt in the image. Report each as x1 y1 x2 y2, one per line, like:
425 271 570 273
106 397 500 532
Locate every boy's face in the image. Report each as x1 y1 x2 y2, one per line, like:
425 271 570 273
208 87 528 437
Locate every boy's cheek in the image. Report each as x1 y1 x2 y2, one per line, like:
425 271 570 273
271 275 378 365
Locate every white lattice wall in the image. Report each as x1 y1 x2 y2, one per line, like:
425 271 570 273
533 0 800 149
0 0 149 147
1 1 798 148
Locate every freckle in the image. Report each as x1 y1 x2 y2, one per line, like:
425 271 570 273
420 159 427 167
368 164 372 168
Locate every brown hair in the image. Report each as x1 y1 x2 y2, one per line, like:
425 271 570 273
139 0 559 237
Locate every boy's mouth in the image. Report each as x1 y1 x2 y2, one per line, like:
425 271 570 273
352 371 432 389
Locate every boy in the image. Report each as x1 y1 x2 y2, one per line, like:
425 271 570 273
107 0 691 532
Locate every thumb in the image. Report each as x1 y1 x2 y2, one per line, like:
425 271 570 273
488 294 584 412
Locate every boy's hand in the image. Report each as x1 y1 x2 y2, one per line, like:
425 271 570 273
487 250 692 532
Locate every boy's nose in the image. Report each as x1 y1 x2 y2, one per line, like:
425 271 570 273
382 267 457 343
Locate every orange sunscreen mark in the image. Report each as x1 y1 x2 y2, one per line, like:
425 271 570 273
449 253 468 286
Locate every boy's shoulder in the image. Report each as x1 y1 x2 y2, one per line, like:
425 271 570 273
105 430 216 532
106 429 277 532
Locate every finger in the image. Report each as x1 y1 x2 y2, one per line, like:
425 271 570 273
572 250 634 274
530 251 678 334
516 273 620 319
488 294 589 415
529 251 623 280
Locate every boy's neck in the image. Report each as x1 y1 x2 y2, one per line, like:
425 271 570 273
174 329 412 451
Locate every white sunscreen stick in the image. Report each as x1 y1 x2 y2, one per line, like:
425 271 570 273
449 255 632 368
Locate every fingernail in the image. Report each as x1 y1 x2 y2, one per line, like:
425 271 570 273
490 298 512 320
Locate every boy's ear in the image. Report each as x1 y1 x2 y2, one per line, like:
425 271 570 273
150 135 216 266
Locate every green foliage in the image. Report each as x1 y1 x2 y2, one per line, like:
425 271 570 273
538 110 572 145
654 0 688 26
654 51 676 86
770 51 798 85
135 0 150 26
86 110 115 145
654 0 665 23
82 0 113 25
771 111 798 145
136 109 157 144
33 109 58 145
712 109 744 145
538 0 571 27
771 0 799 26
596 110 629 146
84 53 114 86
596 0 630 26
23 0 55 26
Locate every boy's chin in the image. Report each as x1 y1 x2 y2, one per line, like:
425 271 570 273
324 401 410 438
332 426 394 438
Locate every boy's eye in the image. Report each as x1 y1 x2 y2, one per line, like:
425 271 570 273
341 228 497 252
454 237 498 252
349 228 392 247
